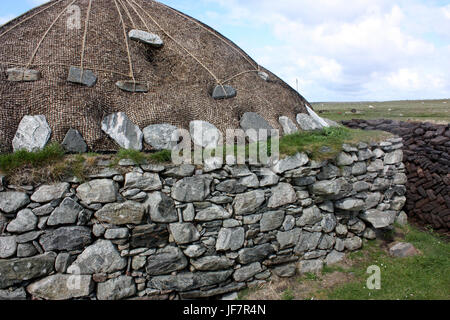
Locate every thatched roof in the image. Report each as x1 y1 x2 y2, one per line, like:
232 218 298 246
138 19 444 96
0 0 309 152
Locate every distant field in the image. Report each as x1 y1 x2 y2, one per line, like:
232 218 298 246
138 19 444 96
311 99 450 123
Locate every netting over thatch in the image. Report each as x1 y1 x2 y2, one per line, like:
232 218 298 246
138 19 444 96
0 0 309 152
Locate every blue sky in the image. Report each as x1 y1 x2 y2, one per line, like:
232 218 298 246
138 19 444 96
1 0 450 102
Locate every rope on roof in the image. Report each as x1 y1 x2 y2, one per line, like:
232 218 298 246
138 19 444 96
0 0 64 39
118 0 137 29
157 1 260 71
130 0 222 85
113 0 136 84
26 0 78 68
80 0 93 71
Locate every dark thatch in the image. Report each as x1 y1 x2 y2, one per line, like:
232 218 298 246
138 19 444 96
0 0 309 152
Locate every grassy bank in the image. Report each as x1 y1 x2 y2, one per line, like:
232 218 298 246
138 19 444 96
0 127 390 184
312 99 450 123
240 224 450 300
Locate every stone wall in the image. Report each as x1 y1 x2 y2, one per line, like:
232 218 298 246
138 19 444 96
0 138 406 300
343 119 450 232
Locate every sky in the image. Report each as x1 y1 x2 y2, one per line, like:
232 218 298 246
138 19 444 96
1 0 450 102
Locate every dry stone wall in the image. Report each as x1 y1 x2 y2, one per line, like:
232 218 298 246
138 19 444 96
343 119 450 232
0 138 406 300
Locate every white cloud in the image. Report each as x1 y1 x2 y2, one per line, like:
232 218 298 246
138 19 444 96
204 0 450 101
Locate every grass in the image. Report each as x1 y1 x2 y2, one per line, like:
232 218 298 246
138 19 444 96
278 126 391 160
325 225 450 300
0 143 65 174
239 224 450 300
312 99 450 123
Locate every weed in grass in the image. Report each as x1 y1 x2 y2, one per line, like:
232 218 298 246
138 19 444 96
281 289 295 301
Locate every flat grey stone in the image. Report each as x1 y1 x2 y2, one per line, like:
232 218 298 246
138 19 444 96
144 192 178 223
61 129 88 153
335 198 365 211
69 240 127 275
271 153 309 174
273 263 297 278
216 227 245 251
0 192 30 213
76 179 117 204
130 224 169 249
389 242 419 258
0 236 17 258
384 150 403 165
268 183 296 208
97 276 136 300
0 288 27 300
294 231 321 254
129 29 163 47
7 68 40 82
143 124 179 150
95 201 145 225
277 228 302 249
67 66 97 87
344 237 363 251
311 180 341 197
233 190 265 215
164 164 195 178
16 231 43 244
216 179 247 194
184 244 207 258
233 262 262 282
212 85 237 100
27 274 93 300
146 246 188 276
325 250 345 265
297 206 322 227
31 183 70 203
101 112 143 150
259 168 280 187
336 152 354 166
258 71 269 81
115 81 148 93
55 252 71 273
150 270 233 292
279 116 298 135
189 120 222 148
124 172 162 191
360 209 397 229
39 226 92 252
395 211 408 226
191 256 233 271
17 243 38 258
296 113 323 131
203 156 223 173
238 243 275 264
171 176 211 202
260 210 285 232
298 259 323 274
321 214 337 233
104 228 129 240
195 205 232 221
12 115 51 152
169 223 200 244
6 209 37 233
0 252 56 289
47 198 83 226
240 112 274 142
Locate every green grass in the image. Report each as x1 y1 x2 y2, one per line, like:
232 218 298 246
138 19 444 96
312 99 450 123
324 225 450 300
278 126 391 160
281 289 295 300
0 143 65 174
